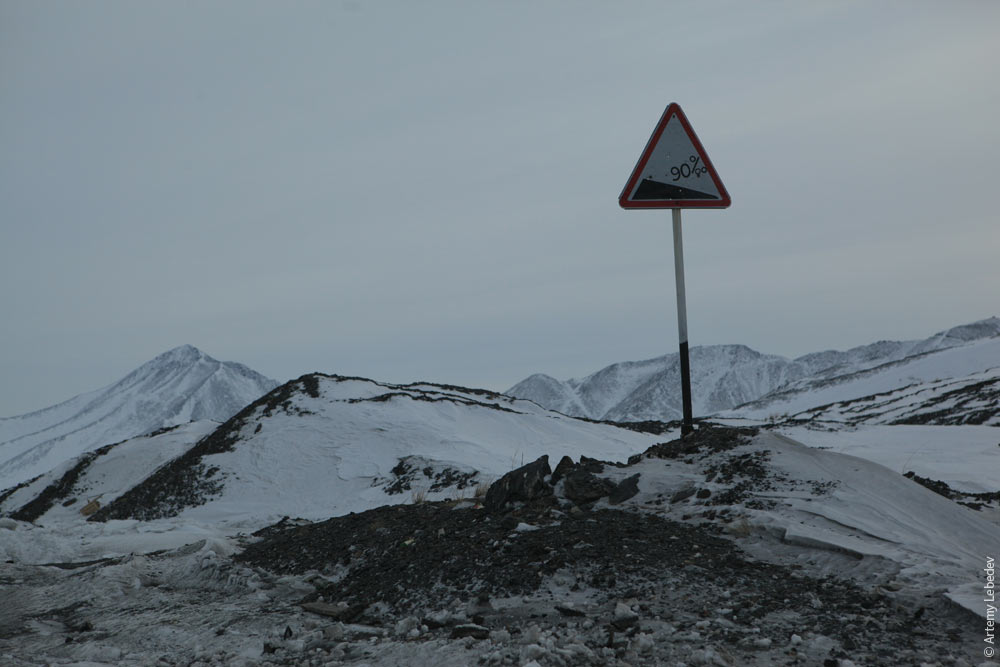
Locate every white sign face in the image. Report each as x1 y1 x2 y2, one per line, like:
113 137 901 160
619 103 731 209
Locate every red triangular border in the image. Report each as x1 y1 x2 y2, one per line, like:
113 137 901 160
619 103 731 209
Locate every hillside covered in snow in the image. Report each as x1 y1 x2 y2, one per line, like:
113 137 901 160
0 345 277 490
62 374 661 525
727 336 1000 426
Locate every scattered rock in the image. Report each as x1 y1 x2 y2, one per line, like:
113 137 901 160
608 473 640 505
562 470 614 504
555 603 586 617
450 623 489 640
551 456 575 484
611 602 639 630
484 456 552 513
577 456 605 473
342 624 386 639
394 616 421 637
670 486 697 503
466 594 494 619
633 632 655 654
384 456 479 496
423 610 456 629
688 646 733 666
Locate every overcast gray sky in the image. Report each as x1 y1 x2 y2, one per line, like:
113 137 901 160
2 0 999 416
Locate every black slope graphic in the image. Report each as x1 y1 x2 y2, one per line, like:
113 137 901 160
633 178 718 201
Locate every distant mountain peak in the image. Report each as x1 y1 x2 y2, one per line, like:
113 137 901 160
0 347 279 490
159 344 204 360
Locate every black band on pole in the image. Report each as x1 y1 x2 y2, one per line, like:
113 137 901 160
672 209 694 437
678 340 693 435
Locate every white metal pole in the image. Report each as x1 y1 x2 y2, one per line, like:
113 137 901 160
672 209 694 435
672 209 688 345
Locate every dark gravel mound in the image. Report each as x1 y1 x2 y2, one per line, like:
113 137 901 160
237 499 747 614
635 423 758 461
234 496 972 648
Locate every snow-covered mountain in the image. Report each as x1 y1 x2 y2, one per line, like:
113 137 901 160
509 345 809 422
507 317 1000 422
0 345 278 490
80 373 662 524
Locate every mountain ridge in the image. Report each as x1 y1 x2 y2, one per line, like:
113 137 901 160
507 317 1000 422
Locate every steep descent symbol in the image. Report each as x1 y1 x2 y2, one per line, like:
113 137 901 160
619 103 731 209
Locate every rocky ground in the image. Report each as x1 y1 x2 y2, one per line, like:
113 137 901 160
234 502 978 666
228 427 986 666
1 426 992 666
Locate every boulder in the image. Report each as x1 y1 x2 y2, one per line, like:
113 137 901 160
608 474 640 505
484 456 552 513
555 603 586 617
563 470 614 504
611 602 639 630
670 485 697 504
551 455 575 484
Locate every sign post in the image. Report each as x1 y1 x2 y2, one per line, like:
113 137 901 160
619 103 730 436
671 208 693 432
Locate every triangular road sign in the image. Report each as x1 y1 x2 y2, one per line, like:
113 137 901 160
619 103 731 209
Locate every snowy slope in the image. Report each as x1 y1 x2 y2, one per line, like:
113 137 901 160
508 317 1000 422
601 430 998 618
86 374 667 526
726 336 1000 423
0 421 217 525
0 346 277 490
757 432 995 614
774 424 1000 494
